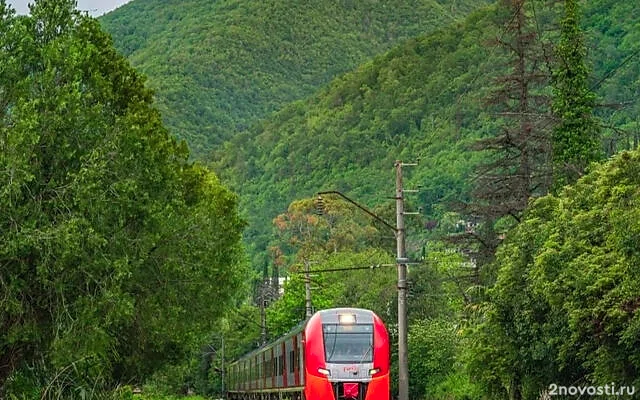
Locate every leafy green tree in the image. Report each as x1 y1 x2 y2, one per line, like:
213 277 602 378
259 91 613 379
408 319 458 400
0 0 246 396
469 149 640 399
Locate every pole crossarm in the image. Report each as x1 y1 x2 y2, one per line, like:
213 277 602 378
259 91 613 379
317 190 397 233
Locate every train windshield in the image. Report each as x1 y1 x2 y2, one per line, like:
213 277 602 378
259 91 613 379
323 324 373 363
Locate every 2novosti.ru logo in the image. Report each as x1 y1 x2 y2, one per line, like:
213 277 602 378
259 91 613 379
548 383 636 397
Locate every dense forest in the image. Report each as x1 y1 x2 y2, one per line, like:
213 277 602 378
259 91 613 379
215 0 639 269
99 0 491 157
1 0 639 399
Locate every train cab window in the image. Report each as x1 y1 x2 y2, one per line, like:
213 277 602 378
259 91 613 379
323 324 374 363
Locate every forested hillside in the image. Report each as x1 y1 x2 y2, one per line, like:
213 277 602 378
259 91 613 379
216 0 640 266
99 0 491 156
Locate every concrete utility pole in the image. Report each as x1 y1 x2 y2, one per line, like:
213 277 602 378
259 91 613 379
395 160 409 400
317 159 416 400
259 284 267 345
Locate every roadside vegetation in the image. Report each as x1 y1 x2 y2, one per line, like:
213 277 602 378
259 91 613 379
0 0 245 397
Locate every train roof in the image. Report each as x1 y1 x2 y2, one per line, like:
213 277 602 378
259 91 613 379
227 318 307 365
227 308 380 365
315 307 376 324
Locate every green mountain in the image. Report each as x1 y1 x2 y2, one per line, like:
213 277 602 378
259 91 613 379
99 0 491 157
215 0 640 264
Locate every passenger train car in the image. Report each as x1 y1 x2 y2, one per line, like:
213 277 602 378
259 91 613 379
226 308 389 400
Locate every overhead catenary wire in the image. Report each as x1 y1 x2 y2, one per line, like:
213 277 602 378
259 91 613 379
291 263 395 274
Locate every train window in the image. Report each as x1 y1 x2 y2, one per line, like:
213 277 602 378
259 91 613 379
323 324 374 363
279 355 284 376
271 358 278 378
289 350 294 373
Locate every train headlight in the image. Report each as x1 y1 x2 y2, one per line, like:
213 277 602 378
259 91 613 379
338 313 356 324
318 368 331 376
369 368 380 376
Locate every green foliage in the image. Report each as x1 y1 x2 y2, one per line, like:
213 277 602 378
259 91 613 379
204 0 639 274
408 318 458 399
406 316 483 400
215 7 501 267
132 392 208 400
99 0 491 157
0 0 246 396
585 0 640 155
552 0 603 188
266 248 395 339
428 370 483 400
468 149 640 399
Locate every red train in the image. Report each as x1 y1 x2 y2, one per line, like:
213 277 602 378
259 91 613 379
226 308 390 400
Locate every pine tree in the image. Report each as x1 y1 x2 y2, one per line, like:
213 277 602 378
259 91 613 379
453 0 552 285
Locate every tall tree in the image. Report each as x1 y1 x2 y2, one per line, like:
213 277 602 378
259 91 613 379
0 0 246 395
551 0 602 188
475 0 552 216
454 0 552 288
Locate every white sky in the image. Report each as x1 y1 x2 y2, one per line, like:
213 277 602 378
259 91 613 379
6 0 133 17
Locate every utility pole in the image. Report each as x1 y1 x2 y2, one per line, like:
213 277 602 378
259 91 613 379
317 159 416 400
395 160 409 400
259 283 267 345
304 259 313 318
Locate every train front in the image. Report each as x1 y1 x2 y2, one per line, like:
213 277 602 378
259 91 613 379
304 308 390 400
